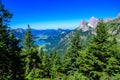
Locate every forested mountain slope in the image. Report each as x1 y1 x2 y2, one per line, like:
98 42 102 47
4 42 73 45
55 17 120 54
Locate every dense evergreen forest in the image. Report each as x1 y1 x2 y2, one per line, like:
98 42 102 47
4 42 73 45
0 3 120 80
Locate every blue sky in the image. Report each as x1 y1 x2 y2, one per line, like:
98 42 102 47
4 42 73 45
2 0 120 29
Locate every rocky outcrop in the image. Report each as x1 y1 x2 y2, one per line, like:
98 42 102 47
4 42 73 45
88 16 98 29
77 17 98 31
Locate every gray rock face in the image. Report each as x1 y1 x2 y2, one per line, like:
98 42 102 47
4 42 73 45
77 17 98 31
77 20 89 31
88 16 98 29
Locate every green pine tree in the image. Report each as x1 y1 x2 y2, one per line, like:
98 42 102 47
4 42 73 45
0 3 23 80
62 30 82 75
81 20 120 79
38 48 50 78
49 51 61 78
23 24 33 50
21 25 39 79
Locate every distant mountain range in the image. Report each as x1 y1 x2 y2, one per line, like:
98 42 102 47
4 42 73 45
13 13 120 54
13 28 72 52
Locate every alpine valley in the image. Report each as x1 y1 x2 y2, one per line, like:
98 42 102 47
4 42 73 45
1 0 120 79
14 14 120 55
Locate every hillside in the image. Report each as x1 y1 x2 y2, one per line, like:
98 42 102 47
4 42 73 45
106 17 120 42
13 17 120 54
55 17 120 54
13 28 72 51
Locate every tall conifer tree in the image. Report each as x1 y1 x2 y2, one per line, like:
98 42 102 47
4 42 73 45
0 2 23 80
81 20 120 79
21 25 39 79
49 51 61 78
62 30 82 75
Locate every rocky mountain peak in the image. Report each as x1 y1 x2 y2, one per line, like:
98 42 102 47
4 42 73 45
77 20 89 31
88 16 98 28
77 17 98 31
